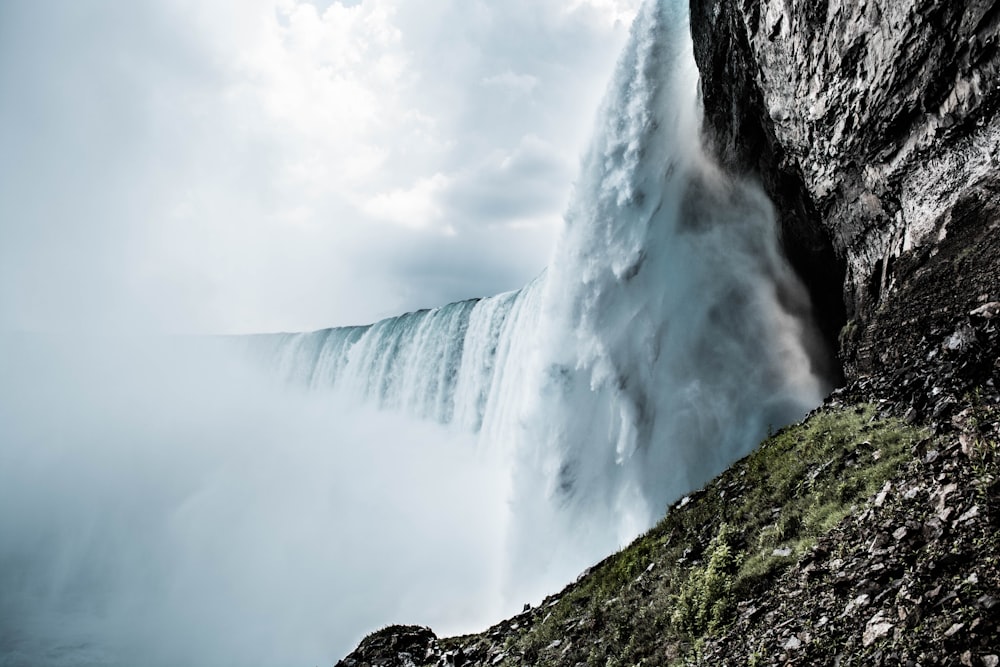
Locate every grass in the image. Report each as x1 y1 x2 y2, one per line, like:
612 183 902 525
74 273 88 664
498 404 928 666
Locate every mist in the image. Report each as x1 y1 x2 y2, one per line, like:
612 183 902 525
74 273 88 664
0 0 636 334
0 335 507 666
0 1 832 664
242 0 829 610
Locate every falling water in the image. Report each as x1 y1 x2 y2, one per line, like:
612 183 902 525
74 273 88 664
0 1 830 664
249 0 828 599
246 276 544 434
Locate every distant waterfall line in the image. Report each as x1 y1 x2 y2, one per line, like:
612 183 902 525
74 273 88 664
247 277 543 434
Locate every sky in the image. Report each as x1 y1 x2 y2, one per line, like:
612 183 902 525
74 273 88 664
0 0 639 334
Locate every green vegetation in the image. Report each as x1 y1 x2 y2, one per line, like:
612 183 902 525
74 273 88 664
670 523 738 637
837 318 859 348
501 404 927 666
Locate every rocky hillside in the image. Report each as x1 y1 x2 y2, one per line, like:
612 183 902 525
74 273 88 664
333 0 1000 664
336 305 999 666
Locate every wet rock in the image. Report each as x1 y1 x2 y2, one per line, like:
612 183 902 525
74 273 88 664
693 0 1000 376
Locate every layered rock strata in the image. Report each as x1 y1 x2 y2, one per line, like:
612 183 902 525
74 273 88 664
690 0 1000 376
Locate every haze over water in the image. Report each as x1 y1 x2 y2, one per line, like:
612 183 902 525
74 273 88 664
0 1 828 665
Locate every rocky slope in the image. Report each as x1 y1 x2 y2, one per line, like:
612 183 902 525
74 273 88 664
336 307 999 666
333 0 1000 664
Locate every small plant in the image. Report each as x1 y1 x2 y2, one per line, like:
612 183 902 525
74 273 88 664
494 405 927 666
838 318 859 348
670 523 739 637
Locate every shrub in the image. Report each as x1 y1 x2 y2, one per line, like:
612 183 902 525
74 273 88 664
671 523 739 636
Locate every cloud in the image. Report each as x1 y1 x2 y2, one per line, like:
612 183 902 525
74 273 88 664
0 0 639 334
481 70 540 95
362 173 451 230
442 134 573 226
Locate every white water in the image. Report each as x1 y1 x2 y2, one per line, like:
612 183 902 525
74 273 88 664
248 0 828 602
0 1 829 665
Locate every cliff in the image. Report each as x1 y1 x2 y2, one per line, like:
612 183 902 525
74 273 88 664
334 1 1000 664
691 0 1000 378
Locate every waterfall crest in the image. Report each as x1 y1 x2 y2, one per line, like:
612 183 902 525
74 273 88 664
247 276 544 433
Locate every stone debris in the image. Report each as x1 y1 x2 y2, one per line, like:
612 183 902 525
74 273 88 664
944 622 965 637
862 613 894 647
970 302 1000 319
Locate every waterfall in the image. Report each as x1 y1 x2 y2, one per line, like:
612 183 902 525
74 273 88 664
250 0 828 601
0 1 830 664
246 276 544 433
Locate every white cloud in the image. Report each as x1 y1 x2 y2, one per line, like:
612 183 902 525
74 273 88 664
0 0 639 334
362 173 451 230
566 0 640 25
482 70 540 95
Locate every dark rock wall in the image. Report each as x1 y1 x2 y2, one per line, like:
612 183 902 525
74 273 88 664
690 0 1000 378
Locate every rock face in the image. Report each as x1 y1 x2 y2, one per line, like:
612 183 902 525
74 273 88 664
336 626 439 667
690 0 1000 377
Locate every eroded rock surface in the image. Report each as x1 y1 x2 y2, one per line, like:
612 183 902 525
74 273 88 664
691 0 1000 374
336 626 438 667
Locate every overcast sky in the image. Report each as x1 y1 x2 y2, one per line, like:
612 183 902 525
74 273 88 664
0 0 638 334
